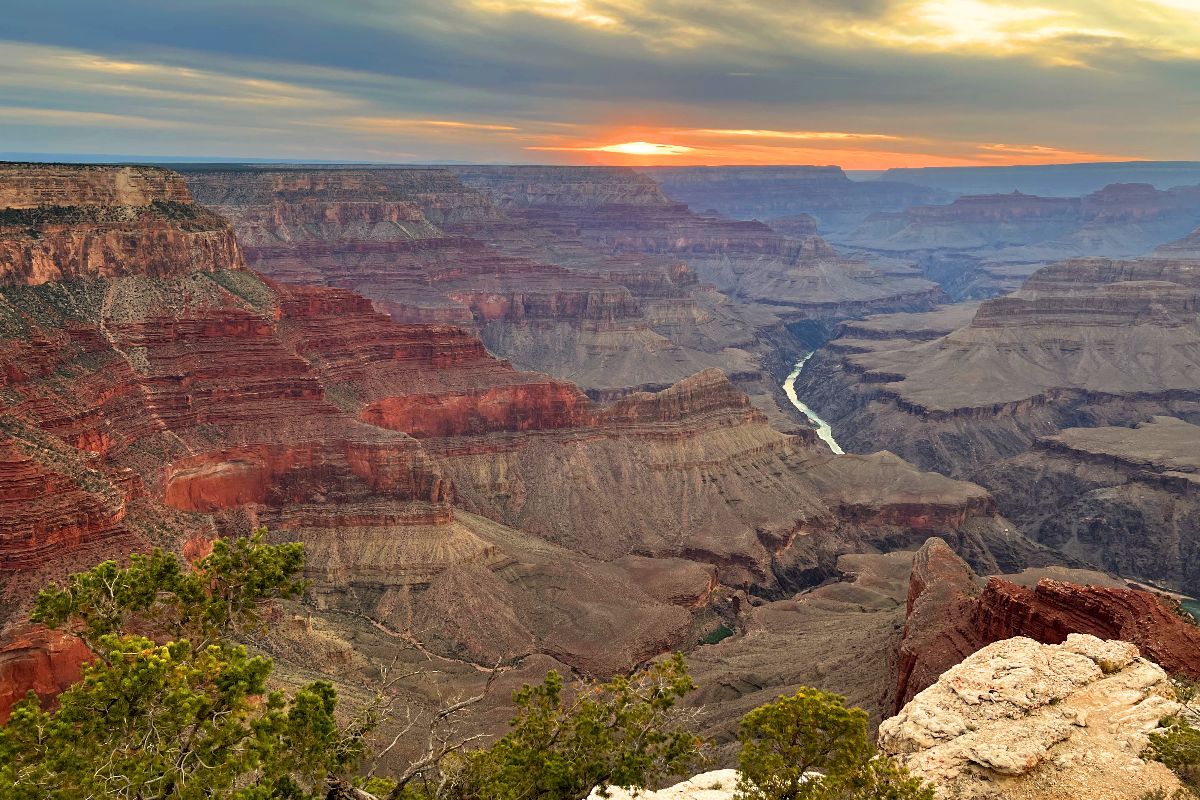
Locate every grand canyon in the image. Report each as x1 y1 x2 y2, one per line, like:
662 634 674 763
4 2 1200 798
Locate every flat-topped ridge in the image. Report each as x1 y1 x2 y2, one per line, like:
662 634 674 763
0 163 192 208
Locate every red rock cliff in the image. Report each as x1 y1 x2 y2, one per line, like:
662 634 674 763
892 538 1200 712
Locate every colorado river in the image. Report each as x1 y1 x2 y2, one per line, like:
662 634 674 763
782 352 845 455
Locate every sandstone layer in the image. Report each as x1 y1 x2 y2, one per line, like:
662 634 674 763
880 634 1184 800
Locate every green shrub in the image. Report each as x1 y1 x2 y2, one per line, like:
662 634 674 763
734 688 932 800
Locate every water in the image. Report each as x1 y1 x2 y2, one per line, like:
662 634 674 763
783 352 845 455
1181 599 1200 624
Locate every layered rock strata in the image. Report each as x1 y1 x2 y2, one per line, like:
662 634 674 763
453 165 944 319
974 416 1200 593
0 626 92 722
844 183 1200 299
893 537 1200 711
0 164 1032 713
184 167 767 405
0 163 241 286
639 165 948 238
794 256 1200 478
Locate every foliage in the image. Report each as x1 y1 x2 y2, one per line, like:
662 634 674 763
438 653 703 800
0 531 361 800
1144 676 1200 795
1139 790 1198 800
734 688 932 800
31 529 306 650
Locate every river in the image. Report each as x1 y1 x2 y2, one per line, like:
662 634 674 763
782 352 845 455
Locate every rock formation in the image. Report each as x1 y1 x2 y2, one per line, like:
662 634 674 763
878 161 1200 198
975 416 1200 593
1152 223 1200 262
894 537 1200 711
0 626 92 722
791 250 1200 592
844 183 1200 300
0 163 1031 721
453 165 944 321
588 770 740 799
0 163 241 286
183 166 780 417
795 256 1200 476
880 634 1184 800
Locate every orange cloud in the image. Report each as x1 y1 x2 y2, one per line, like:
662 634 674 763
522 127 1143 169
687 128 905 142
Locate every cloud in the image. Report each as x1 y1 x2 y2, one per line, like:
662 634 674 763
687 129 905 142
343 117 521 133
0 0 1195 164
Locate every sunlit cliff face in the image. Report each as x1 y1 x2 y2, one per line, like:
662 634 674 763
0 0 1197 165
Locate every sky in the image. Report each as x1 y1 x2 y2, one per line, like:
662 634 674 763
1 0 1199 169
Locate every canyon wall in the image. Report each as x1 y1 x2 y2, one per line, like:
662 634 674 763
844 183 1200 300
454 165 945 320
1 163 1035 723
639 165 949 237
793 256 1200 589
0 163 242 286
893 537 1200 711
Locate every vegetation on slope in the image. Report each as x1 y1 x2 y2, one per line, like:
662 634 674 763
0 533 932 799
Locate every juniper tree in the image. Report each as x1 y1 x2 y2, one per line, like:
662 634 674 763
0 531 365 800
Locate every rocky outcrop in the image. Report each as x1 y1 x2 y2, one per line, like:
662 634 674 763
588 770 740 799
880 634 1184 800
893 538 984 713
893 538 1200 711
0 164 241 286
0 626 92 722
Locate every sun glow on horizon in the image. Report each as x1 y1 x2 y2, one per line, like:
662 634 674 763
529 140 695 155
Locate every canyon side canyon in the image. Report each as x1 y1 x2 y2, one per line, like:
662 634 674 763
3 160 1200 789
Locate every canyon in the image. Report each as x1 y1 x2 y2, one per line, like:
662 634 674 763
842 182 1200 299
793 251 1200 592
4 160 1200 791
641 165 950 238
0 163 1030 732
